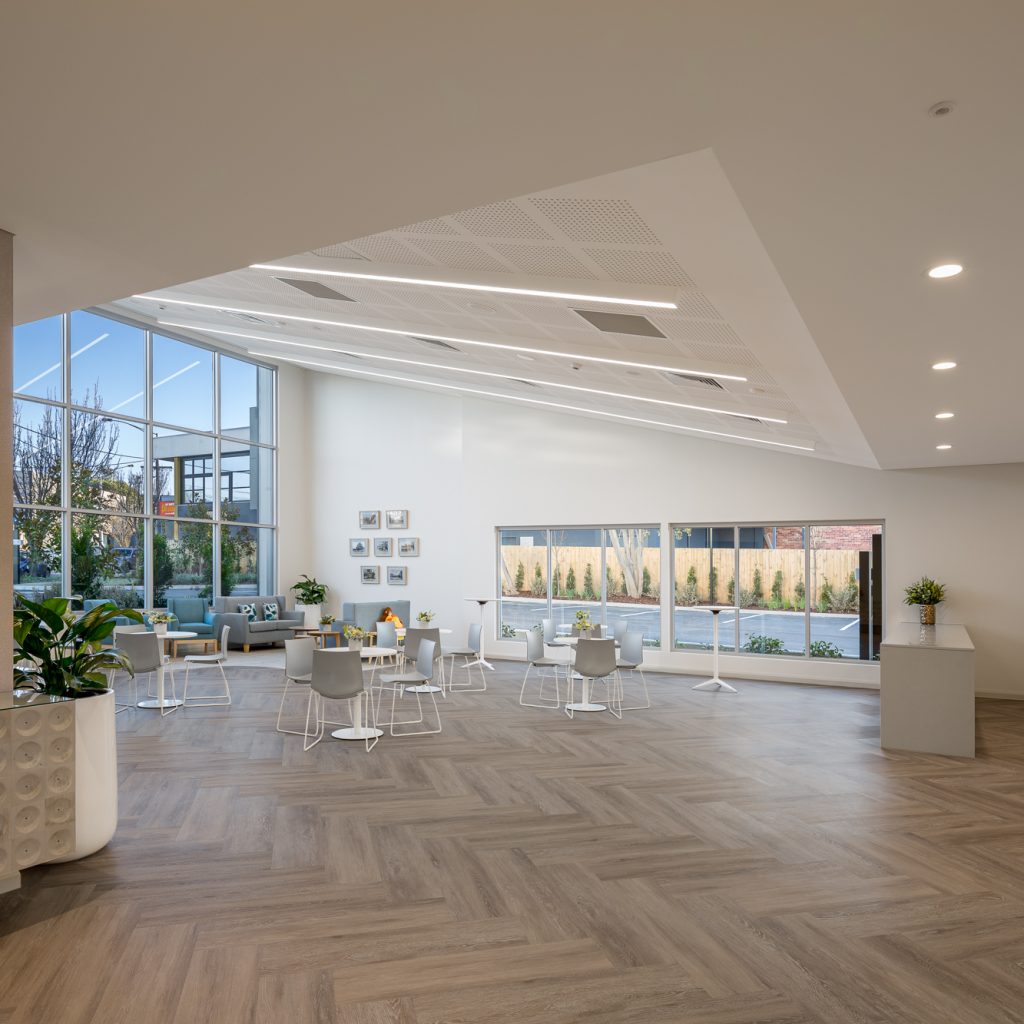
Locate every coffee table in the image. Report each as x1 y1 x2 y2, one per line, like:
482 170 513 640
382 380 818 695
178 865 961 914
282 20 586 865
137 631 195 709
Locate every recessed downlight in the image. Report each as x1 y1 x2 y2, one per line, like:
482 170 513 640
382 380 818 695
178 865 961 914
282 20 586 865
927 263 963 279
932 361 957 370
936 444 953 450
934 411 955 419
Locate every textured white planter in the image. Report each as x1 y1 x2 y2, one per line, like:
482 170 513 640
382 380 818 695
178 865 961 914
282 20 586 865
51 689 117 863
153 623 168 635
295 603 319 628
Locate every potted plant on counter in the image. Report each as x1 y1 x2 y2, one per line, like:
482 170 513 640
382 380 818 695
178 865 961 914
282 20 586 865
291 575 328 628
903 576 946 626
416 610 435 626
13 596 142 861
343 625 366 652
319 614 335 630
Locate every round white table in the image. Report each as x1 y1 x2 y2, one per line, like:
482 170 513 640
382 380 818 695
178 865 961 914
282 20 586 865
137 631 196 709
327 646 396 741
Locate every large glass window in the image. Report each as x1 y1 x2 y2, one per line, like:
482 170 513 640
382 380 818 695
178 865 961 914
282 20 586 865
738 526 806 656
69 310 146 417
152 334 213 432
671 522 882 662
13 315 63 401
550 528 602 636
13 310 277 609
605 527 660 647
498 528 548 638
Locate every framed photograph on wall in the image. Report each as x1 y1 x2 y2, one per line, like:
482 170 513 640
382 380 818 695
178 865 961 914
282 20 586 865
385 509 409 530
373 537 393 557
361 565 380 584
359 510 380 529
398 537 420 557
387 566 407 585
349 538 369 557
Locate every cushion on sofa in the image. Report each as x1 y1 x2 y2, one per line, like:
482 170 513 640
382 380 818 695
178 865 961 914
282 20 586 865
237 603 257 622
178 621 214 636
263 601 279 621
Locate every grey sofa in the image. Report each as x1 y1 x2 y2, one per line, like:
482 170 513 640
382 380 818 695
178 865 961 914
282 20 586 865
212 594 303 651
339 600 411 635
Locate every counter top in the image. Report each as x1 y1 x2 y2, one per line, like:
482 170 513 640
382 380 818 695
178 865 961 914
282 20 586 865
881 622 974 652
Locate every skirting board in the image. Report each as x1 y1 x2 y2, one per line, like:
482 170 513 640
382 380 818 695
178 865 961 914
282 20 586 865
0 872 21 894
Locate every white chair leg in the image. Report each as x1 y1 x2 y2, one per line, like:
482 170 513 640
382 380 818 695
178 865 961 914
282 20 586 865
302 691 324 751
619 667 650 711
183 661 231 707
520 663 562 709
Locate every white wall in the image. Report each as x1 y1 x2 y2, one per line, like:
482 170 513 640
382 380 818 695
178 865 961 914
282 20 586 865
281 372 1024 697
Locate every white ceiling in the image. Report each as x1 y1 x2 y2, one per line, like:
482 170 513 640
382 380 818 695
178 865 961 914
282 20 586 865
5 2 1024 470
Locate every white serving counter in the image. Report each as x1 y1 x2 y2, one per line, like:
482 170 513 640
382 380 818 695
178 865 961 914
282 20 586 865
880 623 975 757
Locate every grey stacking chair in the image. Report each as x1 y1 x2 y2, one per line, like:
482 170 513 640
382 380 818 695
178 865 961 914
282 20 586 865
571 623 603 638
182 625 232 706
519 625 564 709
110 623 148 712
303 649 377 752
375 619 397 650
612 618 630 643
566 638 620 720
118 629 178 717
542 617 571 672
446 623 485 693
378 638 441 736
277 636 315 735
404 627 444 689
615 631 650 710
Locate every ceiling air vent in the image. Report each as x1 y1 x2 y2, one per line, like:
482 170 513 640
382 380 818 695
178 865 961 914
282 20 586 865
665 371 725 391
509 378 541 388
275 277 355 301
411 336 462 353
572 308 666 338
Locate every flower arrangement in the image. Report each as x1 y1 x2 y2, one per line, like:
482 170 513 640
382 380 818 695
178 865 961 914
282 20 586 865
417 610 435 624
343 625 366 639
147 611 173 624
574 609 592 630
319 614 335 626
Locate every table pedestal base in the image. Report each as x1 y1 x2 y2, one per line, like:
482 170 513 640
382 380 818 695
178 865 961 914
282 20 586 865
331 726 384 741
692 678 738 693
405 684 442 694
565 701 607 712
137 698 184 709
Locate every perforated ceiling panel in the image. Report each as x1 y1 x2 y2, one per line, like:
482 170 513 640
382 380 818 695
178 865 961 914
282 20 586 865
491 243 595 279
527 198 662 245
405 239 508 272
584 248 693 287
451 201 552 240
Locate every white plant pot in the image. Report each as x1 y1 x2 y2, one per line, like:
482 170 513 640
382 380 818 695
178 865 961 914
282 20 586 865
153 622 168 635
295 603 319 628
52 689 118 863
348 638 363 652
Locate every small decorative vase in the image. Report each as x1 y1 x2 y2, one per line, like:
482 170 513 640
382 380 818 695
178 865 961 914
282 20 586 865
153 622 168 635
579 628 591 640
348 637 363 652
920 604 936 626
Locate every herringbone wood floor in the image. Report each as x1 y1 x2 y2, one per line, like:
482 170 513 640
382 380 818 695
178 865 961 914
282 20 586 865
4 661 1024 1023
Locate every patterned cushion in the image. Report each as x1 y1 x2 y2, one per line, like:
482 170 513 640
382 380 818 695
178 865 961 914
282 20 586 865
237 603 257 623
262 601 279 621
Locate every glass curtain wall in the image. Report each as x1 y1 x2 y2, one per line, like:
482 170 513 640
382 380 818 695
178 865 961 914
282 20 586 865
12 309 277 607
672 522 882 661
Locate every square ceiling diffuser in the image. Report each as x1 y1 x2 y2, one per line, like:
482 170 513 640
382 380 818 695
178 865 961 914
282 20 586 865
572 308 666 338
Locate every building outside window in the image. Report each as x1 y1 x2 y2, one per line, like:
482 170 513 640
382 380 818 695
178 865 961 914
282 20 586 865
12 309 277 608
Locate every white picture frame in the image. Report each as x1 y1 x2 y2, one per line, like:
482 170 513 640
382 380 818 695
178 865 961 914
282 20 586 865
385 509 409 530
349 538 369 557
373 537 393 557
360 565 380 584
359 510 380 529
398 537 420 557
387 566 407 586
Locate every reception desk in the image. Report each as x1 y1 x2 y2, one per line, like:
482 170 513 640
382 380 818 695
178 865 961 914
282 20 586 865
880 623 975 758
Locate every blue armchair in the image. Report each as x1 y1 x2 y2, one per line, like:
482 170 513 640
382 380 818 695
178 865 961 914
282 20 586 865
165 597 215 637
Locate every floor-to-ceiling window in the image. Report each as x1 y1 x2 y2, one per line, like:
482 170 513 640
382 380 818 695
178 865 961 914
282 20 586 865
12 309 277 607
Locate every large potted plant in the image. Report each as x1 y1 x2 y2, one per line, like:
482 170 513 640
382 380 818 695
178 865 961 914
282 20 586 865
904 576 946 626
291 575 328 628
13 596 142 861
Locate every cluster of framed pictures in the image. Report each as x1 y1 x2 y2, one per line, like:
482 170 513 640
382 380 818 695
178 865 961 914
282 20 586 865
351 510 418 585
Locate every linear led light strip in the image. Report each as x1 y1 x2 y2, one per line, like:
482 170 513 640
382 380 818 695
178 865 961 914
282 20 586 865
133 294 747 381
159 321 787 425
251 350 815 452
249 263 677 309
